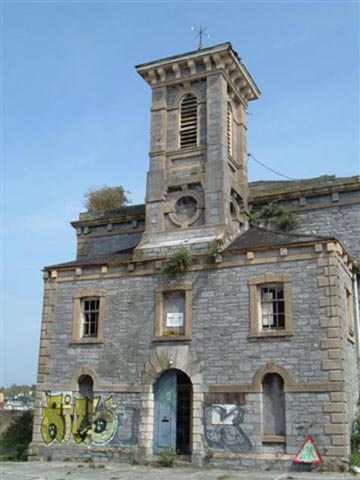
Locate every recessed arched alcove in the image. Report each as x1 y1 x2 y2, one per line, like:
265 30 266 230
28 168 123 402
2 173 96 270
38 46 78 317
78 374 94 399
262 373 286 437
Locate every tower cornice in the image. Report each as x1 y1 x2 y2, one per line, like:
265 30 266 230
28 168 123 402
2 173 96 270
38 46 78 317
136 42 261 103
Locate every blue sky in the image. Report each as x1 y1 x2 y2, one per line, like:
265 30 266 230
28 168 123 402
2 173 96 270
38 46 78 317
2 1 359 386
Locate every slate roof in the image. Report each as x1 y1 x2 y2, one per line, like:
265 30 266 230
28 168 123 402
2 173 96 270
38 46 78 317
225 226 333 252
46 227 333 270
45 246 135 270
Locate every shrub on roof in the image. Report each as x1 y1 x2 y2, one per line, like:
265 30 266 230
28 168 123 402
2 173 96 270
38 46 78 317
249 202 298 232
84 186 130 213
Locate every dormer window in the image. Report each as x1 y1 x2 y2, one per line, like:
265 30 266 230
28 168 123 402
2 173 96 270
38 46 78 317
180 94 198 149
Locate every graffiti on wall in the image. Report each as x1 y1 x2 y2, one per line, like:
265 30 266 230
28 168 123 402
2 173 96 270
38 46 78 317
41 393 137 446
204 404 253 453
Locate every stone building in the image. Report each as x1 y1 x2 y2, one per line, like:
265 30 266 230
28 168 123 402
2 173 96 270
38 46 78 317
30 43 360 469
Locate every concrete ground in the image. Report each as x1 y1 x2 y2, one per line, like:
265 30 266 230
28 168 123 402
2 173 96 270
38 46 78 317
0 462 356 480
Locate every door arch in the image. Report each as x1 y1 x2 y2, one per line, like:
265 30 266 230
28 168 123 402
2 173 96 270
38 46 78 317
153 369 192 455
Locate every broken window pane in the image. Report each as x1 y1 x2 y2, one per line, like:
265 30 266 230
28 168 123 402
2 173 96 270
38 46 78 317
260 285 285 329
82 298 100 337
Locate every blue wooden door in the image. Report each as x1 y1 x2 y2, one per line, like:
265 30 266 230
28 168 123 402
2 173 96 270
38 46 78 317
153 370 177 453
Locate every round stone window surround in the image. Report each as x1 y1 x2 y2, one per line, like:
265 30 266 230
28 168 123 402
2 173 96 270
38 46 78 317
168 191 203 227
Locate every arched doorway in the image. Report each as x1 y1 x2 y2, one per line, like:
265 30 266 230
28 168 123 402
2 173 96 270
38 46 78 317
153 369 192 455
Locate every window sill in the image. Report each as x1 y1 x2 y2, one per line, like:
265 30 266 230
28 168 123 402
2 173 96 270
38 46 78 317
249 330 294 340
70 338 104 346
262 435 286 444
152 335 192 342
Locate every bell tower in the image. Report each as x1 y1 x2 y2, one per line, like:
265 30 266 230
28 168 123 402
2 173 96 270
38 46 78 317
134 43 260 259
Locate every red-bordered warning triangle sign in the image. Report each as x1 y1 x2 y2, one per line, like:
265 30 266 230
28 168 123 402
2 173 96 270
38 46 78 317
294 435 323 464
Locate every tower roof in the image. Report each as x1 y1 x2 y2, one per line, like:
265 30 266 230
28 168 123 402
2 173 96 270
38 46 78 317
136 42 260 103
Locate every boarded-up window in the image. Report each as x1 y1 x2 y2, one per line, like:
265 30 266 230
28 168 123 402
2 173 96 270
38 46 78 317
227 102 233 157
180 94 197 149
163 291 186 335
262 373 286 437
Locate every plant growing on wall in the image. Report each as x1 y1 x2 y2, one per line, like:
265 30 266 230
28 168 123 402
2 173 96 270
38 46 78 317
84 185 130 213
249 202 298 232
163 247 192 276
208 240 223 262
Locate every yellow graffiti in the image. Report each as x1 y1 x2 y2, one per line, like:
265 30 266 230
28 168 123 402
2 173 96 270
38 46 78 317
41 394 66 444
92 396 117 444
40 393 120 445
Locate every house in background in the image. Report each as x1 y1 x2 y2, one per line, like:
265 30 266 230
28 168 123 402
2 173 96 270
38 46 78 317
30 42 360 470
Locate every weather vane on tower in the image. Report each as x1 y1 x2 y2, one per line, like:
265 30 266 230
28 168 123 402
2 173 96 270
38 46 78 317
191 25 209 50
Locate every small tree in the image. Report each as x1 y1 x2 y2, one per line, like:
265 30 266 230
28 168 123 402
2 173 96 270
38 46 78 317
0 410 33 460
84 186 130 213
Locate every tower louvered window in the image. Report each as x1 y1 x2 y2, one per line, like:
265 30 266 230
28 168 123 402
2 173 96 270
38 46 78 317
180 94 198 149
227 101 233 157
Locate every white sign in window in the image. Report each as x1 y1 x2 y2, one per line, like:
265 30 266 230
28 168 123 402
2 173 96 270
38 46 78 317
166 312 184 327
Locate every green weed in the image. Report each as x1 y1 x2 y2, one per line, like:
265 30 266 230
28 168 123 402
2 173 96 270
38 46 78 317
159 448 176 467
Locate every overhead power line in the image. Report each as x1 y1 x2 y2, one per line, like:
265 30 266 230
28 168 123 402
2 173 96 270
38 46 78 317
247 153 297 181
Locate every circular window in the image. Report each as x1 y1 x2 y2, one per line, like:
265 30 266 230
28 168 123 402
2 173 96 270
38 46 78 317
175 196 198 222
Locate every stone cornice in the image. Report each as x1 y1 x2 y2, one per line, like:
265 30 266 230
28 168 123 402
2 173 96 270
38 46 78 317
250 176 360 204
136 43 260 103
45 240 355 282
